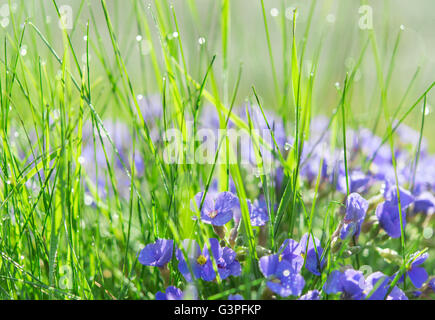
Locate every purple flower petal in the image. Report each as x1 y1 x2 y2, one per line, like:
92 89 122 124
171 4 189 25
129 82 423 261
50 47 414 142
376 202 406 238
259 254 280 277
408 267 428 288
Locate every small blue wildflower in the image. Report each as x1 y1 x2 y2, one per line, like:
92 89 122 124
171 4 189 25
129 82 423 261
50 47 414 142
193 192 238 226
376 202 407 238
364 272 407 300
413 192 435 214
299 233 326 276
228 294 244 300
299 290 321 300
323 269 365 300
376 185 414 238
155 286 183 300
340 193 368 240
249 199 269 226
233 198 269 227
429 278 435 292
265 260 305 297
337 169 370 195
209 238 241 279
384 185 414 208
138 239 173 267
402 252 429 288
176 239 216 282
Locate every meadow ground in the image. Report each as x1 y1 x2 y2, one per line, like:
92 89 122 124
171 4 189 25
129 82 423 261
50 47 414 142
0 0 434 300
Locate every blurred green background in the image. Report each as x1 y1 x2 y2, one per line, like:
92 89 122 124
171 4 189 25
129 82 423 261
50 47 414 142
2 0 434 151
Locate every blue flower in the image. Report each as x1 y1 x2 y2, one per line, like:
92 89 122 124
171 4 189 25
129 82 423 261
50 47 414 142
259 234 325 277
299 290 321 300
413 192 435 214
340 193 368 240
228 294 244 300
138 239 173 267
403 252 429 288
384 185 414 208
155 286 183 300
324 269 366 300
265 260 305 297
376 202 407 238
429 278 435 293
299 233 326 276
376 185 413 238
364 272 407 300
193 192 238 226
336 169 370 194
259 242 305 298
176 239 216 282
249 199 269 226
209 238 241 279
233 198 269 227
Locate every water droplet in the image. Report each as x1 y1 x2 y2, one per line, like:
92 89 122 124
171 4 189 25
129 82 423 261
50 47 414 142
345 57 355 70
423 227 433 239
1 17 9 28
198 37 206 45
136 34 143 42
140 39 152 55
20 45 27 56
326 14 336 24
423 103 432 116
84 194 93 206
334 82 341 89
78 156 85 164
14 131 19 138
284 142 292 151
270 8 279 17
83 35 88 41
285 7 297 20
172 31 179 38
400 24 405 30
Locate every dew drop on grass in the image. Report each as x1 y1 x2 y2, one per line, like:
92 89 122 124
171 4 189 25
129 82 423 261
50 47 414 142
0 17 9 28
284 142 292 151
198 37 206 45
285 7 297 20
172 31 179 38
400 24 405 30
20 45 27 56
423 227 433 239
140 40 152 55
136 35 143 42
270 8 279 17
84 194 93 206
326 14 336 24
83 35 88 41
